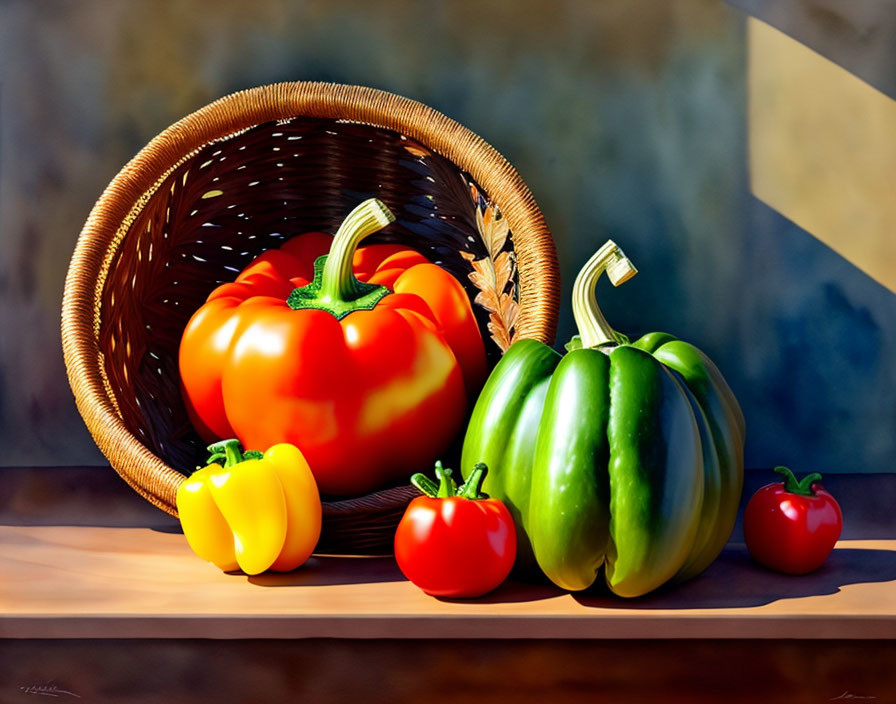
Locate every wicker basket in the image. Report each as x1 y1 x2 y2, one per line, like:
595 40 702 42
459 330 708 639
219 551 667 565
61 82 559 554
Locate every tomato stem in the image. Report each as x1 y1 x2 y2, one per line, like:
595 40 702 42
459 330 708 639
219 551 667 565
435 461 458 498
411 472 439 498
774 466 823 496
459 463 489 499
410 462 458 498
572 240 637 349
410 461 490 500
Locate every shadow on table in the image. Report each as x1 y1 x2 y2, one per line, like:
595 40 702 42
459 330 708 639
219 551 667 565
435 579 561 605
247 559 562 602
246 560 561 602
572 543 896 609
245 555 405 587
197 543 896 606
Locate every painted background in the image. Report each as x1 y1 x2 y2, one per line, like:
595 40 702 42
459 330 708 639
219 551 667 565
0 0 893 473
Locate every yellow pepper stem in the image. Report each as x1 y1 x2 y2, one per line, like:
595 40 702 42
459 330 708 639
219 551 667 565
207 438 261 468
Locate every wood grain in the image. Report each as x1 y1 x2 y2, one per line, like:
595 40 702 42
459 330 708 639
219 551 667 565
2 467 894 640
1 524 893 639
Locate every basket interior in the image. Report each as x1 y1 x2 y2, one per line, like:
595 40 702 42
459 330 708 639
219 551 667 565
98 117 519 475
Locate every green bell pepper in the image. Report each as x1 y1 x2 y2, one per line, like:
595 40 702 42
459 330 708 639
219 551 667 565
461 241 745 597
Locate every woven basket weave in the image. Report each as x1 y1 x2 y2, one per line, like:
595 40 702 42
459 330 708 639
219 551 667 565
61 82 559 554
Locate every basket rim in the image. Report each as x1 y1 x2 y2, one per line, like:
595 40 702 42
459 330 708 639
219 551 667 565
61 81 560 516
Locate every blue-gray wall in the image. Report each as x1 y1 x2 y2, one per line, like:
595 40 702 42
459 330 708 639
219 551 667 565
0 0 893 472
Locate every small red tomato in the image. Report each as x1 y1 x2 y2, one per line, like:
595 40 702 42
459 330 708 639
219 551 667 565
394 462 516 598
744 466 843 575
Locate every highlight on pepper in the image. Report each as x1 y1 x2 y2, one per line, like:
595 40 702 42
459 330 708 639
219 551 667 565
461 240 746 597
178 197 487 497
176 438 322 575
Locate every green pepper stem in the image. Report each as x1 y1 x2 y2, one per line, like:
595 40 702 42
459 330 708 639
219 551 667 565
206 438 246 468
774 466 823 496
572 240 638 349
319 198 395 303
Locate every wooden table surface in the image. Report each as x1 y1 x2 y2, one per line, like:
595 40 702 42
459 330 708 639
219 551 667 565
1 468 894 640
2 467 895 703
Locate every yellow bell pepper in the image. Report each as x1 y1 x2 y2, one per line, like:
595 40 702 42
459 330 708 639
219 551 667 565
176 439 322 575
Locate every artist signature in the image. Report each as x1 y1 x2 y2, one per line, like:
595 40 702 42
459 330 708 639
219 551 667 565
830 692 876 701
19 682 81 698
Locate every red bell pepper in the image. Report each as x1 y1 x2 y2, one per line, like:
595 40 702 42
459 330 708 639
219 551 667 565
744 466 842 575
394 462 516 598
179 199 487 496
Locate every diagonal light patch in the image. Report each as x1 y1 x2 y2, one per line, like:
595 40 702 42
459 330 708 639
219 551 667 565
748 18 896 293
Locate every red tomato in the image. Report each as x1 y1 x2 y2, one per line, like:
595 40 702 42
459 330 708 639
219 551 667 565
394 462 516 598
744 466 842 575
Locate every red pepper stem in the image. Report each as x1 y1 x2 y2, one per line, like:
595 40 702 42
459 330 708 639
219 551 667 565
319 198 395 303
286 199 395 319
774 466 823 496
459 463 488 500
